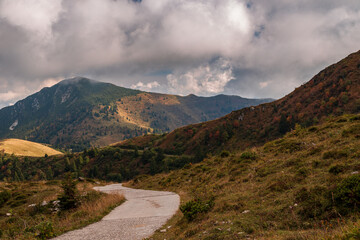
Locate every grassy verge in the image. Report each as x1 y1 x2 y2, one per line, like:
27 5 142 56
0 180 124 239
129 114 360 239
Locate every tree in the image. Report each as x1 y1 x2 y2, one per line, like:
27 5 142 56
278 114 291 134
58 173 79 210
64 157 71 172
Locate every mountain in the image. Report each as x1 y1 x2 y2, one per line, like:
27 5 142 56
0 138 62 157
0 77 272 151
120 50 360 156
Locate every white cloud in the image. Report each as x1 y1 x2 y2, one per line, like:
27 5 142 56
38 77 63 90
131 81 160 91
259 81 270 89
0 0 63 43
167 58 234 95
0 91 25 102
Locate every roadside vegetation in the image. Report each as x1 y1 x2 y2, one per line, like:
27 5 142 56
0 178 124 239
130 114 360 239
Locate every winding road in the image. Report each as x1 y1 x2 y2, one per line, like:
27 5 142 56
53 184 180 240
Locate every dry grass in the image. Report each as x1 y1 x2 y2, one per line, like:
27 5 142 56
129 114 360 240
0 181 124 239
0 139 62 157
55 192 125 234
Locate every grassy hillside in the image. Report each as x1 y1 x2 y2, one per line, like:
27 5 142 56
0 139 62 157
120 50 360 156
0 77 271 151
128 113 360 239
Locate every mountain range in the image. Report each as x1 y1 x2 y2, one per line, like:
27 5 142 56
120 50 360 156
0 78 272 151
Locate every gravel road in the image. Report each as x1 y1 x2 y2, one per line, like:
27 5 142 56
53 184 180 240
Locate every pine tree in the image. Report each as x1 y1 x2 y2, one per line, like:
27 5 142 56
78 156 84 166
58 173 79 210
64 157 71 172
71 161 77 172
46 166 54 180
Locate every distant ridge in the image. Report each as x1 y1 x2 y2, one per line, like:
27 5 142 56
120 50 360 155
0 77 272 151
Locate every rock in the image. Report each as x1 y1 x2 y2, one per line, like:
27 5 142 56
28 204 36 207
242 210 250 214
160 229 167 233
41 201 48 206
6 213 11 216
351 171 359 175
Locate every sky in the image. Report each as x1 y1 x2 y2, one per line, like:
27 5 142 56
0 0 360 108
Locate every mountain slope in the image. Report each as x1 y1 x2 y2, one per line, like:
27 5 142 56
0 77 271 151
128 113 360 239
120 50 360 155
0 138 62 157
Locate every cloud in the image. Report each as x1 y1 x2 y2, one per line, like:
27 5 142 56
167 58 234 95
131 81 160 91
0 0 63 43
0 0 359 107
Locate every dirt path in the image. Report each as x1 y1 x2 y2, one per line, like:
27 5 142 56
53 184 180 240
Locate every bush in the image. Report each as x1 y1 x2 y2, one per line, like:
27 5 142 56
329 164 345 175
180 198 214 221
322 150 348 160
58 174 79 210
240 151 257 161
295 186 330 220
333 175 360 215
26 221 54 240
220 151 230 158
0 190 11 207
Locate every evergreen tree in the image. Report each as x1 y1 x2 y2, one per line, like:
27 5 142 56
78 156 84 166
58 173 79 210
64 157 71 172
84 156 90 164
46 166 54 180
278 114 291 134
71 161 77 172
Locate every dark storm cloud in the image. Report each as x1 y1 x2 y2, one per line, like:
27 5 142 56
0 0 359 107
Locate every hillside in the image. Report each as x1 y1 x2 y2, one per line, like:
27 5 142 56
120 50 360 156
0 139 62 157
128 113 360 239
0 77 271 151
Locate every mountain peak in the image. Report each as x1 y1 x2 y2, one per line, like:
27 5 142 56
58 77 98 86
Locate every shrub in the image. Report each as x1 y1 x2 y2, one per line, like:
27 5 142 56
26 221 55 240
333 175 360 215
58 173 79 210
220 151 230 158
180 198 214 221
322 150 348 160
329 164 345 175
240 151 257 161
295 186 330 220
0 190 11 207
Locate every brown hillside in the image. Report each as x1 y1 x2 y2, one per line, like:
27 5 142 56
121 50 360 155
